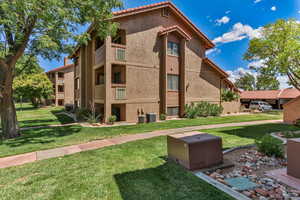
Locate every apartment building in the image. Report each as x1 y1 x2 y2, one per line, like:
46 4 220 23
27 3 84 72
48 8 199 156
71 2 239 122
46 58 74 106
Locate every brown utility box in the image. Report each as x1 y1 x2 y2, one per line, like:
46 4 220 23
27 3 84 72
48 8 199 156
167 132 223 170
287 138 300 179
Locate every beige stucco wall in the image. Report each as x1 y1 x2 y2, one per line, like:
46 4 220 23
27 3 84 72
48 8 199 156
284 97 300 124
222 101 241 114
63 67 74 104
186 62 221 103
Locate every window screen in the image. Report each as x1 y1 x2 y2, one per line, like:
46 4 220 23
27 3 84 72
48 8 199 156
167 107 179 116
167 74 179 91
167 42 179 56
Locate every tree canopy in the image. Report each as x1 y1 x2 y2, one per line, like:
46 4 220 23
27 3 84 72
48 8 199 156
13 73 53 107
15 55 44 76
0 0 122 138
235 73 256 91
235 72 280 91
244 19 300 90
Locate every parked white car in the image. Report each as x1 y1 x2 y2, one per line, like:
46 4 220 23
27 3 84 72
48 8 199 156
249 101 273 111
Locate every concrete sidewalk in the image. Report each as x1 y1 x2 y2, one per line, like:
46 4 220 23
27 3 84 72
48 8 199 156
0 119 282 169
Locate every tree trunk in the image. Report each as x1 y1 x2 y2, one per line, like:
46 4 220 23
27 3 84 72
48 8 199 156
0 63 20 139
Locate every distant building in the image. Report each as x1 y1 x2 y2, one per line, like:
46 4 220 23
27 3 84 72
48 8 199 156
240 88 300 109
46 58 74 106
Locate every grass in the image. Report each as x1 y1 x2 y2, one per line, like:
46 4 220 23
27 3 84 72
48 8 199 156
280 130 300 138
0 136 233 200
0 113 283 157
202 123 300 149
0 123 299 200
15 103 74 128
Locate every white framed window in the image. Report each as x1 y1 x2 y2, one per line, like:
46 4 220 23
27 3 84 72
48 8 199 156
116 48 125 61
167 41 179 56
167 74 179 91
116 88 126 100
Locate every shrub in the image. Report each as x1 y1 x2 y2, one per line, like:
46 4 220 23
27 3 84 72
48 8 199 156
75 108 91 121
221 89 239 102
295 119 300 127
85 112 102 124
160 114 167 121
209 103 224 116
255 135 284 158
185 103 199 119
108 115 117 124
65 104 74 112
185 102 223 118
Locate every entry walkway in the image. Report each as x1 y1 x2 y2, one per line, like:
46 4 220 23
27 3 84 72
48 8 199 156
0 119 282 169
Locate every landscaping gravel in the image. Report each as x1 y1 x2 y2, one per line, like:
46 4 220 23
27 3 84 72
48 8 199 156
207 148 300 199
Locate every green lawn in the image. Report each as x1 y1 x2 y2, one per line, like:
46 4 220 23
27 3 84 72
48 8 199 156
202 123 299 149
1 123 299 200
0 136 233 200
16 103 74 128
0 113 283 157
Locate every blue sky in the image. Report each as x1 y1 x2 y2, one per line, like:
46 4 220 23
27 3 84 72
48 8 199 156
40 0 300 88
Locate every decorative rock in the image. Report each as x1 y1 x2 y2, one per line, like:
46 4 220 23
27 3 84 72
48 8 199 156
207 148 298 199
255 188 269 197
242 191 252 197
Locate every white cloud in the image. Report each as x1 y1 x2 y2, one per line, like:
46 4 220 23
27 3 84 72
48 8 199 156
271 6 277 11
206 48 221 56
225 10 231 14
213 23 262 44
248 60 267 69
298 10 300 14
254 0 262 3
216 16 230 26
227 68 258 83
278 76 290 89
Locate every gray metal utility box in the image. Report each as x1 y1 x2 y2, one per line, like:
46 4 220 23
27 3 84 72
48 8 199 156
146 113 156 123
167 132 223 170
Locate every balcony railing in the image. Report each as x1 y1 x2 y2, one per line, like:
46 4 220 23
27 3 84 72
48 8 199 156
57 79 64 84
112 44 126 62
115 87 126 100
56 93 65 99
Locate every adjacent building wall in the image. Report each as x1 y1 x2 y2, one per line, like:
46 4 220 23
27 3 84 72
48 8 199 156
284 96 300 124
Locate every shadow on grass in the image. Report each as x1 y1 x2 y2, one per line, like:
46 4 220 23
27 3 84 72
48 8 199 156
207 123 300 140
51 110 74 124
1 126 82 148
16 106 38 112
114 161 231 200
17 110 74 128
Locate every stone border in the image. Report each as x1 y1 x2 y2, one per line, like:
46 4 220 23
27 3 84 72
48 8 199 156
270 132 287 144
194 172 252 200
223 144 256 155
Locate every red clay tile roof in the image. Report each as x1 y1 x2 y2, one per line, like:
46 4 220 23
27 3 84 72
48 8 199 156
283 95 300 107
279 88 300 99
46 64 74 73
241 88 300 100
69 1 214 58
112 1 214 49
158 25 192 40
113 1 169 16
